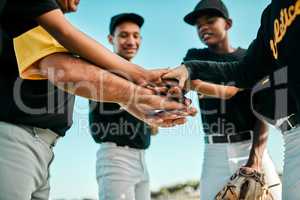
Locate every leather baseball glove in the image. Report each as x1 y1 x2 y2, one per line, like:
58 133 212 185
215 167 274 200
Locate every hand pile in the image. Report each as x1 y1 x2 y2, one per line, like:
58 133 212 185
120 67 196 128
144 77 197 127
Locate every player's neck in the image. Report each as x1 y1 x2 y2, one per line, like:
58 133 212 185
208 38 236 54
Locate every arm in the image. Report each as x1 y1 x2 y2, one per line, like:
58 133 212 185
191 79 240 99
164 7 274 89
36 9 151 85
184 38 272 89
244 119 269 171
39 53 134 104
38 53 194 127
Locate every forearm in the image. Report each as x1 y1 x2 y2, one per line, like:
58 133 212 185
38 53 136 104
245 120 269 170
191 80 239 99
36 9 146 81
184 39 272 89
184 60 244 86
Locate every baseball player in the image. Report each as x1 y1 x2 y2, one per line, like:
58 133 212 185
89 13 156 200
180 0 281 199
164 0 300 199
0 1 193 199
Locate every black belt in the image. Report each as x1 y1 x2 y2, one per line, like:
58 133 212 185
278 114 299 132
204 131 253 144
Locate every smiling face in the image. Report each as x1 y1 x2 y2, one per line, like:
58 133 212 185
108 21 141 61
195 14 232 47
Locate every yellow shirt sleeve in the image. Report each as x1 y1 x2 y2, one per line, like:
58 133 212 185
13 26 69 80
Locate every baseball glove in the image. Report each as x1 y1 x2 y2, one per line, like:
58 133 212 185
215 167 274 200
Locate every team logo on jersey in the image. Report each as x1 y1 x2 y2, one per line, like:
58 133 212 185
270 0 300 59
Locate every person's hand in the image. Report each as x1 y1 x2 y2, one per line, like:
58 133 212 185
135 68 170 88
244 155 263 172
119 85 196 127
162 65 189 89
57 0 80 13
150 125 159 136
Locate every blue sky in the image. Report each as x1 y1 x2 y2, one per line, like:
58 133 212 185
49 1 282 199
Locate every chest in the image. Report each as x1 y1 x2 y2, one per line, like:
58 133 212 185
268 0 300 65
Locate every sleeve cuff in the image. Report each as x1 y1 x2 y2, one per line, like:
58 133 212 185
13 26 69 80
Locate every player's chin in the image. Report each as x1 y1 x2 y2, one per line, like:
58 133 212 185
123 51 137 60
203 39 218 46
202 37 219 46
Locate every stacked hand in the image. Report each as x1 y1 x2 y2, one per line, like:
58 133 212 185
120 67 196 128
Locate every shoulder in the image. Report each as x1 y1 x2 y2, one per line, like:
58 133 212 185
3 0 59 20
184 48 208 61
231 47 247 61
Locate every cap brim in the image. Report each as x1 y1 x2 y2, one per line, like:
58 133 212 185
184 10 200 25
184 8 227 25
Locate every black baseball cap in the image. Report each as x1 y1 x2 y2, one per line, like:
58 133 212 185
109 13 144 34
184 0 229 25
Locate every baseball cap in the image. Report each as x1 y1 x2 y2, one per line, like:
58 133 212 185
109 13 144 34
184 0 229 25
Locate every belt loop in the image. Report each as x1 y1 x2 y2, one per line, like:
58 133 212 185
32 127 38 137
227 134 231 143
250 130 254 140
208 135 213 144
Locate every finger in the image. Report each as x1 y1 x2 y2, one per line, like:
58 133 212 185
158 120 175 128
147 85 168 95
158 110 189 117
160 100 187 111
162 71 178 80
151 68 171 84
67 0 72 11
179 78 186 89
184 97 192 106
163 79 179 88
186 107 197 116
146 115 178 128
147 110 186 120
164 107 197 117
178 106 197 117
158 117 187 127
59 0 69 12
198 94 205 99
69 0 78 11
153 68 170 76
172 118 187 125
146 117 164 126
167 86 183 100
141 95 187 111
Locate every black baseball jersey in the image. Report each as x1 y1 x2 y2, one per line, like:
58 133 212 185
185 0 300 124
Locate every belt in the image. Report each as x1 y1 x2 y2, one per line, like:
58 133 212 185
204 131 253 144
277 114 299 133
102 141 130 148
101 142 141 151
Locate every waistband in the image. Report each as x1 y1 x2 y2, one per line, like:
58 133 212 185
100 142 145 153
19 124 59 147
276 114 300 133
204 131 253 144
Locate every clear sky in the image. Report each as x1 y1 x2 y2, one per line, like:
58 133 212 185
49 1 283 199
